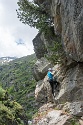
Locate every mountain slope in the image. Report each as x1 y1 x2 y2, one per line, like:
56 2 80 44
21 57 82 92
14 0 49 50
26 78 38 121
0 57 17 65
0 86 27 125
0 54 37 119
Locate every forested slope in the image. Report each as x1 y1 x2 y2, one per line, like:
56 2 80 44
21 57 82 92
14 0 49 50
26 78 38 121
0 86 27 125
0 54 37 119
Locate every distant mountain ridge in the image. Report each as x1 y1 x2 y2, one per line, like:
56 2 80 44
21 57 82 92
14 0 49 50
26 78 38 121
0 56 17 65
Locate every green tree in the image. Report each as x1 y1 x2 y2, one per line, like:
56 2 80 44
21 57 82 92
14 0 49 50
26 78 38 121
17 0 64 64
16 0 52 32
0 86 27 125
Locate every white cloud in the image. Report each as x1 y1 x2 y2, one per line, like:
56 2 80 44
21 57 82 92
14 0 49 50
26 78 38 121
0 28 35 57
0 0 38 58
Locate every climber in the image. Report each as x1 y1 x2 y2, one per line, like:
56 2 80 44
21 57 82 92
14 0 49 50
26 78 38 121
47 68 59 96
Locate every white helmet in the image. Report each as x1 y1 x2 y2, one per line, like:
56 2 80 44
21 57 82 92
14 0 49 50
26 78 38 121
48 68 52 71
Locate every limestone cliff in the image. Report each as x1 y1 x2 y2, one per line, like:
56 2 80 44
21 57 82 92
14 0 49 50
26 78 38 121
32 0 83 124
51 0 83 62
34 0 83 62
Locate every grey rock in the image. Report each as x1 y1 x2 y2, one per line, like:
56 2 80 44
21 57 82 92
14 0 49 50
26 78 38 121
32 0 83 124
51 0 83 62
33 33 47 59
32 30 60 60
63 101 83 116
55 63 83 103
33 57 52 81
33 107 71 125
35 76 54 107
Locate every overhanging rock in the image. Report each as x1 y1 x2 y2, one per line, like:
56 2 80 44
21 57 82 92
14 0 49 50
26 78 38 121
33 57 52 81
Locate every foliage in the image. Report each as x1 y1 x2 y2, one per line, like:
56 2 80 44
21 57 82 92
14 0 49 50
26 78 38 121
44 36 64 64
45 42 61 64
0 86 6 100
0 86 8 101
17 0 52 32
0 54 37 120
16 0 65 64
17 0 64 64
0 87 26 125
69 117 79 125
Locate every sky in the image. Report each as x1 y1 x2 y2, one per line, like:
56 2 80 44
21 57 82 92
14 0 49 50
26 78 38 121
0 0 38 58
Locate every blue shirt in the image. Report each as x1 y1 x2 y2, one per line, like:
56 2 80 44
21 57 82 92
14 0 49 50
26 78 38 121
47 71 53 80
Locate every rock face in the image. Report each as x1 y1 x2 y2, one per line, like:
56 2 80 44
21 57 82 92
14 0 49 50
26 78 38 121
33 33 47 59
55 63 83 103
33 0 83 103
33 57 52 81
33 103 83 125
32 0 83 124
34 0 83 62
35 76 54 107
51 0 83 62
62 101 83 116
32 29 59 59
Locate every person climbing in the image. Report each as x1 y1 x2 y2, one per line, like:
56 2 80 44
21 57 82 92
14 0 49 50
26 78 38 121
47 68 59 96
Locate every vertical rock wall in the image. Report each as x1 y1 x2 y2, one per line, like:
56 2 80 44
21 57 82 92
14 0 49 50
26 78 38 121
51 0 83 62
32 1 83 124
33 0 83 105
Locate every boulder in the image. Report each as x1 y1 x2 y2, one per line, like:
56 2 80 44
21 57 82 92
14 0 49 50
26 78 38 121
33 57 52 81
35 76 54 107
